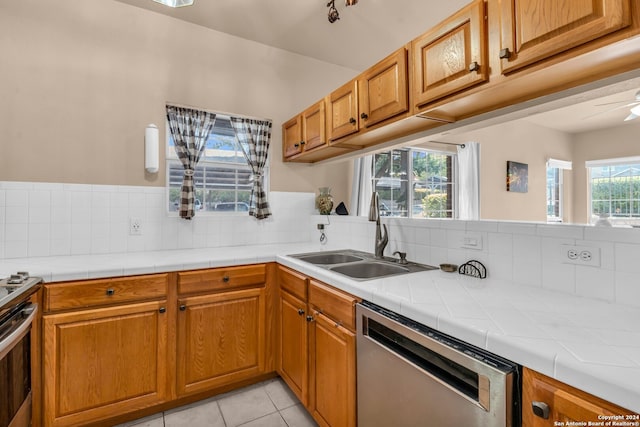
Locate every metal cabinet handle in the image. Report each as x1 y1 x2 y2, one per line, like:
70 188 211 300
106 288 115 296
360 113 368 120
297 308 305 316
499 48 511 59
222 276 230 283
468 61 480 72
306 315 314 322
532 401 550 419
159 307 166 314
300 141 306 145
294 143 300 148
349 117 356 124
179 304 186 311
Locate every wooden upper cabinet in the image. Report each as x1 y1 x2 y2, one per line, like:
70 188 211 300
283 115 303 158
327 79 359 141
523 367 638 426
302 100 327 151
412 0 488 109
358 47 409 129
499 0 632 74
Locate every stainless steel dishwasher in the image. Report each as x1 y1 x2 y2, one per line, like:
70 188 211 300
357 301 521 427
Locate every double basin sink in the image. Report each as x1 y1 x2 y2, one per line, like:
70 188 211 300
289 249 437 281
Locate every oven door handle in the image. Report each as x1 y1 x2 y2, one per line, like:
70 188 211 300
0 303 38 360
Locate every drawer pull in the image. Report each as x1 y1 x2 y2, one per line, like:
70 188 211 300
532 401 550 419
179 304 186 311
306 315 314 323
499 48 511 59
297 308 305 316
158 307 166 314
106 288 115 296
222 276 230 283
468 61 480 72
349 117 356 125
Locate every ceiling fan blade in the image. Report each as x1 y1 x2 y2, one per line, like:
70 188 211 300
582 102 640 120
593 100 638 107
624 112 639 121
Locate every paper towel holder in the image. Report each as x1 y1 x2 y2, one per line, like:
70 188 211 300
145 124 159 173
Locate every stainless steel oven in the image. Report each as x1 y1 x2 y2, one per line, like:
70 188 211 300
0 274 41 427
0 301 37 427
357 301 521 427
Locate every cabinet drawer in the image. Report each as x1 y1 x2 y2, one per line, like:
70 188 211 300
278 265 307 300
178 264 266 295
44 274 168 312
309 280 358 331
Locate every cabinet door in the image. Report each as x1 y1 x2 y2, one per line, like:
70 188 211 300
283 115 303 158
278 289 309 406
499 0 632 74
327 80 359 141
412 0 487 108
358 47 409 128
523 368 638 426
43 301 168 427
302 100 327 151
176 287 266 396
308 312 356 427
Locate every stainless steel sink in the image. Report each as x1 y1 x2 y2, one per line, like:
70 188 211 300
329 262 409 279
294 252 364 265
289 249 437 281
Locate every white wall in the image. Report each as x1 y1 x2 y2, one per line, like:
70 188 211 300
0 0 356 205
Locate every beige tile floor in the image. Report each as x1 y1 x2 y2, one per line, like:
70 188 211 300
115 378 318 427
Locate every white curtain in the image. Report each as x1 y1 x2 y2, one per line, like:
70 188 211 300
457 142 480 220
350 155 373 216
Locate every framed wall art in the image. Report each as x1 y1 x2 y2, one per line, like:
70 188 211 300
506 161 528 193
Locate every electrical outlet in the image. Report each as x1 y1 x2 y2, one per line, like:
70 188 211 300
129 217 142 236
461 233 483 250
560 244 600 267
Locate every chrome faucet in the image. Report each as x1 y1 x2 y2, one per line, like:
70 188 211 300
368 192 388 259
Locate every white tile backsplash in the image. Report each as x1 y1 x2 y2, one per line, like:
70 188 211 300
0 182 314 259
313 214 640 308
1 181 639 308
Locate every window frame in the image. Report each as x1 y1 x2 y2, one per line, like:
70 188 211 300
165 111 269 216
587 157 640 226
372 147 457 219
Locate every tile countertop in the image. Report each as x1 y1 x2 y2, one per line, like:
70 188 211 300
2 245 639 414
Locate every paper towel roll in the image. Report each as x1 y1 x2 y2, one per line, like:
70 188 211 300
145 124 159 173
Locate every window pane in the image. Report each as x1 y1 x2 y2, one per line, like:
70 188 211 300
373 148 456 219
589 162 640 225
412 151 453 218
547 167 561 220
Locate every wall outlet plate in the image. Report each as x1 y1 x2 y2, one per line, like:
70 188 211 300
560 244 600 267
130 217 142 235
461 233 483 250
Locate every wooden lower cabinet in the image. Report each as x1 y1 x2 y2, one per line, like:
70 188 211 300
42 300 169 427
42 265 272 427
308 312 356 427
277 266 358 427
523 367 638 426
176 287 266 396
278 287 309 405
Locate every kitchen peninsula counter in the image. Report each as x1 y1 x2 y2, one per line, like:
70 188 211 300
2 244 639 414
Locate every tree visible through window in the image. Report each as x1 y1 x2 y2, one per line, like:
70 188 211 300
372 148 455 218
166 114 258 213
